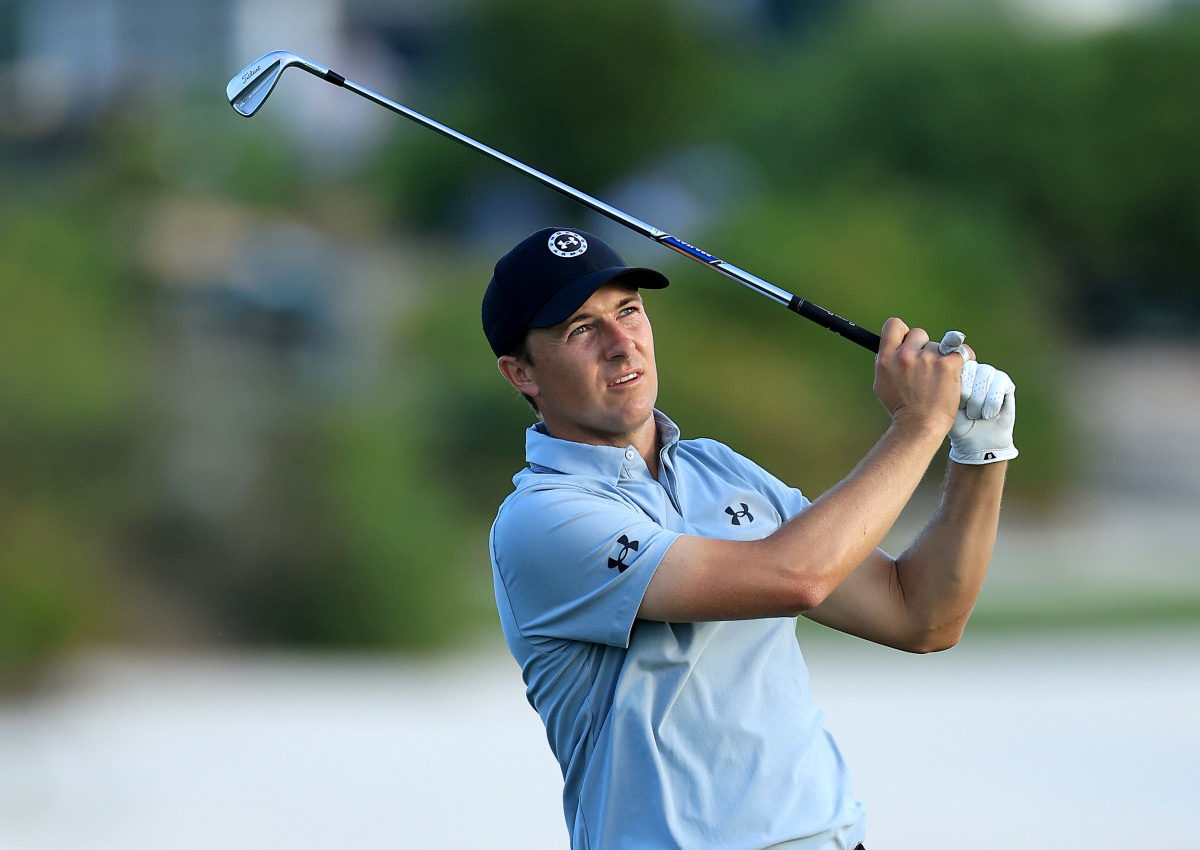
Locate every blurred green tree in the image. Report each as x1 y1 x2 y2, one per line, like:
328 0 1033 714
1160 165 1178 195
368 0 717 228
0 205 145 685
715 11 1200 335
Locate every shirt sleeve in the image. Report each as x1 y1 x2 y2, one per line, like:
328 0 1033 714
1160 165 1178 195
490 482 681 649
742 456 809 522
697 438 810 522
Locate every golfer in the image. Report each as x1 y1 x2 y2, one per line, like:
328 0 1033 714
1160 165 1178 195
482 227 1016 850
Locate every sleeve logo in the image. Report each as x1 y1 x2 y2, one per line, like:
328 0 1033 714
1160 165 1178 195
725 503 754 526
607 534 639 572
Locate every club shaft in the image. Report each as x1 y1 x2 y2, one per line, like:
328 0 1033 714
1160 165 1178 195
311 64 881 353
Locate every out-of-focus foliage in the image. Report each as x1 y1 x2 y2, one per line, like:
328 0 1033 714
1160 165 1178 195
368 0 717 228
710 11 1200 335
4 2 1200 684
300 402 492 649
462 0 714 188
0 192 146 685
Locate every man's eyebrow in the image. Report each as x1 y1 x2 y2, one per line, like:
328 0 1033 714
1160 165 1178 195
561 308 594 327
562 293 643 326
599 294 644 316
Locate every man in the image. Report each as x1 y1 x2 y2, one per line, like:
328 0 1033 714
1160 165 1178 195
482 227 1016 850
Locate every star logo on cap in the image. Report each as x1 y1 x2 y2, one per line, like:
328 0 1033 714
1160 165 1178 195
548 230 587 258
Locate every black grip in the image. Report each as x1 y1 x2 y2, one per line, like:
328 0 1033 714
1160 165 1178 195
324 70 346 86
788 297 880 353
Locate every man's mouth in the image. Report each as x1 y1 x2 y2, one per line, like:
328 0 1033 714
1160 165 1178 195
609 371 640 387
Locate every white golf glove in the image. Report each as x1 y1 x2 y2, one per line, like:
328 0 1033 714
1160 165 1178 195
948 359 1018 464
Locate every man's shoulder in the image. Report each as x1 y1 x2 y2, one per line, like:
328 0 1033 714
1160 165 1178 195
495 466 625 522
678 434 736 454
677 435 761 472
511 462 612 492
676 435 807 508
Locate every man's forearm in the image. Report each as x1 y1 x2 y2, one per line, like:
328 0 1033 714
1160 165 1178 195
761 416 950 607
893 459 1008 644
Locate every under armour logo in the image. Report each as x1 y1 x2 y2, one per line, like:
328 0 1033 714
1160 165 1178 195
608 534 639 572
984 452 996 460
725 503 754 526
548 230 587 258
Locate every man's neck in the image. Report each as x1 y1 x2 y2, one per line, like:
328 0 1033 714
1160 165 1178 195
538 414 662 478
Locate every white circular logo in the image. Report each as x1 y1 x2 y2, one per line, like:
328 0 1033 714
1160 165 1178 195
548 230 587 258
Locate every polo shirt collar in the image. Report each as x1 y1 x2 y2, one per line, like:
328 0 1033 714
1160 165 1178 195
524 410 681 481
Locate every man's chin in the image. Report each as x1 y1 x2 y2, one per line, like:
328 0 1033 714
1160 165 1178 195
616 404 658 438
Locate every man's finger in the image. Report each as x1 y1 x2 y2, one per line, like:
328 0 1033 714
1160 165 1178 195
965 363 999 419
938 330 966 356
878 317 912 356
981 369 1014 420
904 326 931 350
959 359 978 411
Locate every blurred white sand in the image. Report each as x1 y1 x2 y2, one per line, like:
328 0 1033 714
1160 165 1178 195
1 627 1197 850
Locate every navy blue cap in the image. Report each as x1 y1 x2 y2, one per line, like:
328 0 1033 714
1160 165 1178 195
482 227 669 357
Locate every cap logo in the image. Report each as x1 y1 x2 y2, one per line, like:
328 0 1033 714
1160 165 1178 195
548 230 587 258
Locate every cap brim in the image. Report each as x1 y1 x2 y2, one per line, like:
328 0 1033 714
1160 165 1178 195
528 266 669 329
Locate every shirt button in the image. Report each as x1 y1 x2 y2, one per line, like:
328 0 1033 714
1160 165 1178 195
624 448 636 461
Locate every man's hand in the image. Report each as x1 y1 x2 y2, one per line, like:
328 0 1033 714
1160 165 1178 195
948 360 1018 464
873 318 966 437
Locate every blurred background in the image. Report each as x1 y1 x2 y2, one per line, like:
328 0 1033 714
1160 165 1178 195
1 0 1198 847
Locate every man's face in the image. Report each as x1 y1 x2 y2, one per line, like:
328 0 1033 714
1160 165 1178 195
507 281 658 449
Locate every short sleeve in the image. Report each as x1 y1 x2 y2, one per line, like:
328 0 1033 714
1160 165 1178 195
491 483 681 648
690 438 810 522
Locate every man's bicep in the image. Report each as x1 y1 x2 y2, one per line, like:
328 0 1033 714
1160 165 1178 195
637 534 808 623
801 547 916 648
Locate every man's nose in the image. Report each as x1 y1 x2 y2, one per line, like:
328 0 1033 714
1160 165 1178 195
602 322 635 357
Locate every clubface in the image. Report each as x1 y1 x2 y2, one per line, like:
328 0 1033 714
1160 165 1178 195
227 52 293 116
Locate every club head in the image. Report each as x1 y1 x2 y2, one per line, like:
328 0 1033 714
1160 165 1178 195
227 51 330 117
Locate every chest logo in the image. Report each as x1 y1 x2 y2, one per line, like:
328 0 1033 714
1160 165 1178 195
608 535 639 572
725 503 755 526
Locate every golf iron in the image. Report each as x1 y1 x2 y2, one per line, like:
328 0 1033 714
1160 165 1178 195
227 50 882 353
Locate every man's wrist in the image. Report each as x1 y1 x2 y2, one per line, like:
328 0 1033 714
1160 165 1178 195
949 444 1018 465
890 410 953 448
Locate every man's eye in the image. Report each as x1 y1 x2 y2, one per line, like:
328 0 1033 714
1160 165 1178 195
568 324 589 337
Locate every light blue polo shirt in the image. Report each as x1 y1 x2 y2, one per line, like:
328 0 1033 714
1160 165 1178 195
490 411 865 850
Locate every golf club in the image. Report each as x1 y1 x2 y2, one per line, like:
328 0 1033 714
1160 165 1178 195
227 50 882 352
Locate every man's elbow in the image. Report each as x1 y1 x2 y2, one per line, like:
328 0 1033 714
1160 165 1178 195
901 619 968 654
787 576 839 616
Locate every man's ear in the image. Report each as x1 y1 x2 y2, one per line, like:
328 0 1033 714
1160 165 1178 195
497 355 539 398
